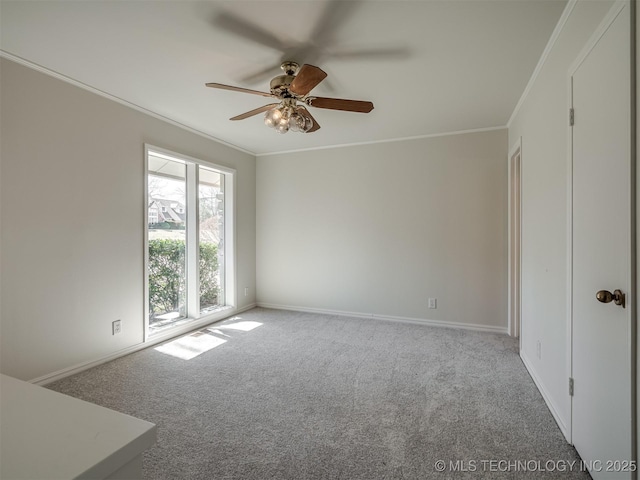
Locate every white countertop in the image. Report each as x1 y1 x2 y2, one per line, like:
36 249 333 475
1 374 157 479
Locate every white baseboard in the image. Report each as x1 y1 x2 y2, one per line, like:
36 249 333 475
235 303 258 313
30 303 257 386
520 350 570 442
256 302 508 334
30 301 505 385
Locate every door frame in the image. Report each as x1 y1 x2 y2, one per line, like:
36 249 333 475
631 0 637 467
566 0 636 456
508 138 522 344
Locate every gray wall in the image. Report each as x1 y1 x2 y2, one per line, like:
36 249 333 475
508 0 614 437
0 59 257 381
256 129 508 331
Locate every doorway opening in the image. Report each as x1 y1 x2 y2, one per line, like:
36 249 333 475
508 139 522 341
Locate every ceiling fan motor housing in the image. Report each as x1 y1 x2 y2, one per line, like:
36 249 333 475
270 75 296 98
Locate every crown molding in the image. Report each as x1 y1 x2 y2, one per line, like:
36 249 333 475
0 51 256 156
256 126 507 157
507 0 578 128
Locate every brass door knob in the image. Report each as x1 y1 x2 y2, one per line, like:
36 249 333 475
596 289 626 308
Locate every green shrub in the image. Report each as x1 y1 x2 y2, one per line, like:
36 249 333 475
199 242 219 309
148 239 219 321
149 222 186 230
149 222 172 230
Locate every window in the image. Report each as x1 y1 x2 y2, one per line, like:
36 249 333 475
145 146 235 336
198 166 224 315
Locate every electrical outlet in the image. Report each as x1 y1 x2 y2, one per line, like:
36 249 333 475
112 320 122 335
244 287 249 297
536 340 541 359
428 298 437 309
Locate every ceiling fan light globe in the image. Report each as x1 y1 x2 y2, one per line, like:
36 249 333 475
264 108 282 128
275 122 289 134
302 116 313 132
288 113 300 130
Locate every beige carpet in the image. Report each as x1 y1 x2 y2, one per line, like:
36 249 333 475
48 307 589 479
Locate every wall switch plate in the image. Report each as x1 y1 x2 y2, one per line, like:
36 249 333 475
536 340 541 359
112 320 122 335
428 298 437 309
244 287 249 297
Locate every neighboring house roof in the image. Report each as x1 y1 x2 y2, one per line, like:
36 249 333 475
149 198 186 224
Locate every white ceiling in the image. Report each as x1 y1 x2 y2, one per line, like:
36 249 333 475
0 0 567 155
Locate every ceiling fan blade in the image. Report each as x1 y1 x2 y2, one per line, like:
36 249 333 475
238 64 282 85
230 103 280 121
328 46 411 61
306 97 374 113
310 0 362 45
297 106 321 133
290 64 327 96
205 83 275 98
212 12 287 52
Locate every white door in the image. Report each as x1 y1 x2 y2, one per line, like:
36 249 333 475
571 3 632 478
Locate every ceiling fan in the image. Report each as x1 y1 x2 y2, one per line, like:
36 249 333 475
211 1 409 87
206 61 374 134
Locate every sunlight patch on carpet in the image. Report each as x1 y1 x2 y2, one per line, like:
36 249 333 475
215 320 263 332
155 331 227 360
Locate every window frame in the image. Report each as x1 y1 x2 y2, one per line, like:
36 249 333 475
143 144 236 342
